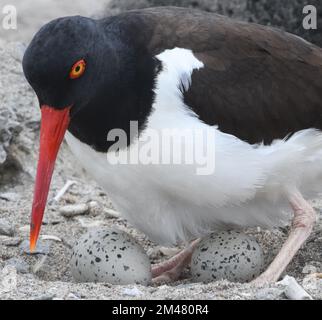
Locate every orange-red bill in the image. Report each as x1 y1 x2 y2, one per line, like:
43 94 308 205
30 105 71 252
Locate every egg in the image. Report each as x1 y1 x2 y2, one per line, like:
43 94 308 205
70 227 151 285
191 231 264 283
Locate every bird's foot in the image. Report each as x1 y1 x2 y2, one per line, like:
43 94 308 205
252 189 316 288
152 265 186 284
152 239 200 285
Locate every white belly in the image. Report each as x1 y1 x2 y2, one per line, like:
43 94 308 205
65 124 322 246
65 128 261 244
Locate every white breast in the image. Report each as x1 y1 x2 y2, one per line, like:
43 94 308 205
65 48 322 245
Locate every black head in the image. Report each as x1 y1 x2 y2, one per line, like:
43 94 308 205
23 15 159 151
24 15 159 251
23 16 119 111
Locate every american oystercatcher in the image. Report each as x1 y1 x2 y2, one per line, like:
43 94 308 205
23 7 322 285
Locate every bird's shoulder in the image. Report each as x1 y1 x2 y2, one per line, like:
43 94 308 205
105 6 321 57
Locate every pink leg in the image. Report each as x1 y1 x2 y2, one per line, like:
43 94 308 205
253 189 316 286
152 239 200 283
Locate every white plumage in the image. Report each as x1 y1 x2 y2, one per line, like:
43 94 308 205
65 47 322 245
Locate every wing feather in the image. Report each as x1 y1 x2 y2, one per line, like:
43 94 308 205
116 7 322 143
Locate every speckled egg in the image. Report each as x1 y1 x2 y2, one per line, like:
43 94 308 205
70 227 151 285
191 231 264 283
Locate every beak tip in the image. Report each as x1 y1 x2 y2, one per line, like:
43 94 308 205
29 232 37 253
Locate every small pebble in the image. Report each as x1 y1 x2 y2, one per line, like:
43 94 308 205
0 192 19 201
40 235 62 242
60 204 89 218
122 287 143 297
279 275 313 300
76 217 104 229
0 219 14 236
5 258 29 274
66 292 81 300
104 208 120 219
0 236 22 247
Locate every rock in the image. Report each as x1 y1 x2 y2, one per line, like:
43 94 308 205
279 275 313 300
0 236 22 247
104 208 121 219
76 217 105 229
19 240 50 255
5 258 30 274
59 204 89 218
122 286 143 297
0 192 19 201
0 219 14 236
65 292 81 300
40 235 62 242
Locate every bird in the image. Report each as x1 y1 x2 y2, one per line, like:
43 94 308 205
22 6 322 285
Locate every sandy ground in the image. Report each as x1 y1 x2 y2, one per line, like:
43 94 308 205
0 0 321 300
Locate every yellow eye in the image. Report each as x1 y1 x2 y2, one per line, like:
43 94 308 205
69 59 86 79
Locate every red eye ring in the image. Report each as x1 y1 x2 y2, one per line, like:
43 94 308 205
69 59 86 79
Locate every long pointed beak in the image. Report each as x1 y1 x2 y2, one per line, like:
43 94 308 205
30 105 71 252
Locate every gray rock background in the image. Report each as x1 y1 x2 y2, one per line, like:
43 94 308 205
0 42 39 185
108 0 322 47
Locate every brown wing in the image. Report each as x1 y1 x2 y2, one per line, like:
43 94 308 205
115 7 322 144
